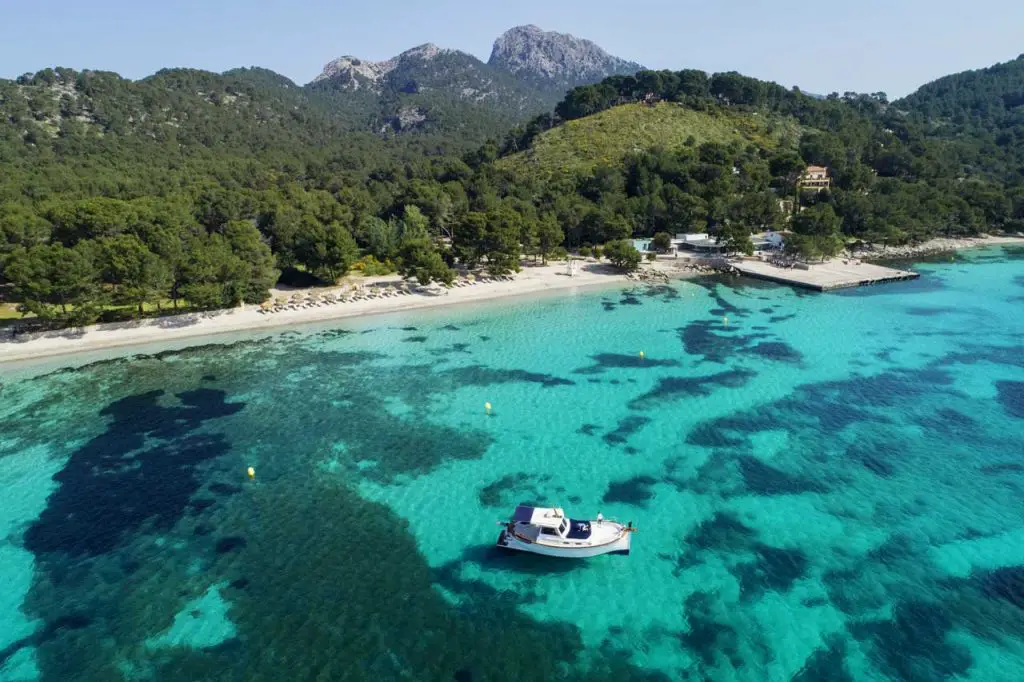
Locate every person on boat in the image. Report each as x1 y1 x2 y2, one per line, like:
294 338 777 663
597 513 604 524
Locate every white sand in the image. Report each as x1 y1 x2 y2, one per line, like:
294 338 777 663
0 262 677 366
4 234 1020 367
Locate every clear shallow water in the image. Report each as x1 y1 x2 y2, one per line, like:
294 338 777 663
1 247 1023 682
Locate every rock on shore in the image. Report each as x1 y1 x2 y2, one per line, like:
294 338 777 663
848 234 1024 260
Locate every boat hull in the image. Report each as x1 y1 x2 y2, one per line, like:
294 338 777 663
496 529 631 558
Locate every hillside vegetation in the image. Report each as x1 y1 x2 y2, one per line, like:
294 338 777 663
496 102 801 177
3 60 1024 329
897 55 1024 131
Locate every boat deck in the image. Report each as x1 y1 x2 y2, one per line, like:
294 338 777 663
510 520 618 548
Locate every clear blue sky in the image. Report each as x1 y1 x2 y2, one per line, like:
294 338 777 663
3 0 1022 97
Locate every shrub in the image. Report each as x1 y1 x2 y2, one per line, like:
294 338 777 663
353 255 394 276
578 246 593 258
646 251 658 261
652 232 673 253
603 239 642 272
548 246 569 261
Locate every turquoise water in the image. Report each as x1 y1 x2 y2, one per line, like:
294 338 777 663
1 247 1023 681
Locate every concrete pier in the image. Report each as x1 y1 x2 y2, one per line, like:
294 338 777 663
730 259 919 292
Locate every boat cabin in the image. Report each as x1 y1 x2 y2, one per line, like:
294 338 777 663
510 505 592 542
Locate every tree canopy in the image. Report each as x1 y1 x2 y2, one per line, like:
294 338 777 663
2 58 1023 325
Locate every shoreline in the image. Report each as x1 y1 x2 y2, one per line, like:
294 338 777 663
2 236 1021 369
0 263 691 369
851 234 1024 261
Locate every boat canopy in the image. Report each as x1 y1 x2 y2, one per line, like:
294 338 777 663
513 505 566 529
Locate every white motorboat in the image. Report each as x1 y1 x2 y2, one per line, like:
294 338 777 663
496 505 634 558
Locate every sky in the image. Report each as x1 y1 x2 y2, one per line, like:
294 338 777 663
2 0 1022 98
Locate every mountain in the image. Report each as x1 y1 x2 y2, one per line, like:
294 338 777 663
0 66 351 155
895 55 1024 181
4 52 1023 328
308 25 645 140
0 65 439 207
307 43 543 137
488 25 644 93
896 54 1024 133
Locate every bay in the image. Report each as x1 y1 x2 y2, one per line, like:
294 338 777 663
1 247 1023 681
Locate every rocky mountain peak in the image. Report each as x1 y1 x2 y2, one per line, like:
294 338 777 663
312 43 456 90
312 55 395 88
399 43 446 61
488 25 643 87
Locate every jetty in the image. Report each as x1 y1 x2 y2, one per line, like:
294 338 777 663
729 258 919 292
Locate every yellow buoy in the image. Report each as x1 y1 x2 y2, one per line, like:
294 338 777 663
639 351 645 359
723 316 729 325
247 467 255 479
485 402 492 415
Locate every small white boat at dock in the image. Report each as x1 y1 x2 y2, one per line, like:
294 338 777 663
496 505 634 558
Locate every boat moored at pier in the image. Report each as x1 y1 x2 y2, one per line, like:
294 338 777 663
496 505 634 558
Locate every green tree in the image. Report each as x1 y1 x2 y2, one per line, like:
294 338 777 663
179 239 226 309
717 224 754 255
0 204 51 256
46 198 140 245
788 205 844 261
359 215 401 263
519 215 540 263
482 206 522 275
195 187 245 232
651 232 673 253
295 220 358 283
728 192 783 230
5 243 101 325
223 220 278 303
452 211 488 267
397 237 454 285
602 239 642 272
535 214 564 264
399 205 431 241
100 234 172 315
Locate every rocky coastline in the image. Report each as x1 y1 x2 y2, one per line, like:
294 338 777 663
847 234 1024 261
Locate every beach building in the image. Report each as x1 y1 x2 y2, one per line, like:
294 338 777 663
751 230 785 252
675 235 727 256
763 231 785 249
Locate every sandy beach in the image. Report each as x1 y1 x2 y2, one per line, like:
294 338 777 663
2 234 1021 367
0 261 685 366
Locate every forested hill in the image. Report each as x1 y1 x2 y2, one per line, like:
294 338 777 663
896 55 1024 132
0 66 468 199
1 67 341 148
490 67 1023 256
2 58 1024 329
503 66 1024 186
